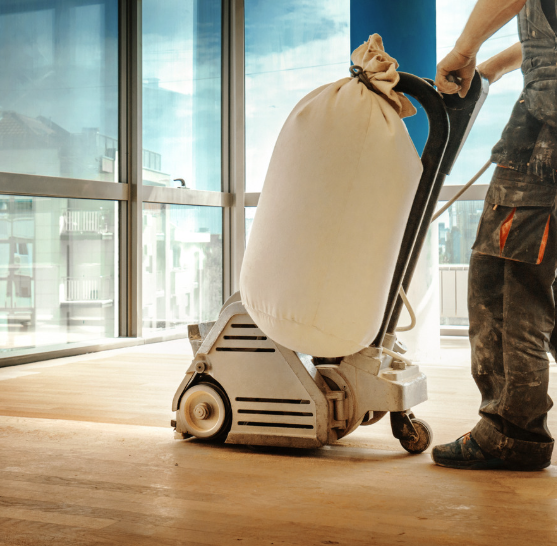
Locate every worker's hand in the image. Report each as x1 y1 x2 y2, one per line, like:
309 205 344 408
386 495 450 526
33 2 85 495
435 48 477 97
476 43 523 85
477 60 500 85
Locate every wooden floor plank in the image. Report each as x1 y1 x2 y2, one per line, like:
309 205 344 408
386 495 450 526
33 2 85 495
0 341 556 545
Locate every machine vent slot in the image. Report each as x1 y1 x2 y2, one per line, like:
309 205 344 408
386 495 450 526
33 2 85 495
237 409 313 417
218 322 271 352
216 347 275 352
238 421 314 430
224 335 267 341
235 397 310 405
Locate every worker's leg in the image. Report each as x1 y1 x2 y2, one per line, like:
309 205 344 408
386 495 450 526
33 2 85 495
467 251 506 437
432 252 512 469
471 247 555 467
433 243 555 469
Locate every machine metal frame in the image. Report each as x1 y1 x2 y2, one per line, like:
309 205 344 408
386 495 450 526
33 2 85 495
172 72 489 452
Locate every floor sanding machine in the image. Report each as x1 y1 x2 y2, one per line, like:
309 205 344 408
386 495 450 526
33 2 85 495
171 71 489 453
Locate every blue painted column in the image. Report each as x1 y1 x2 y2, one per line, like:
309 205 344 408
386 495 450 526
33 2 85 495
351 0 441 361
350 0 437 154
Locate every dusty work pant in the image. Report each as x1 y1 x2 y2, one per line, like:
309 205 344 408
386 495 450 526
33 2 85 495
469 244 556 466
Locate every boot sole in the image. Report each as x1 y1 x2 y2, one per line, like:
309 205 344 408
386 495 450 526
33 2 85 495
432 454 551 472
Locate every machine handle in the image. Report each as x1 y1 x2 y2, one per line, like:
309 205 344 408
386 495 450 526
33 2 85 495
438 71 489 175
373 71 488 347
372 72 449 348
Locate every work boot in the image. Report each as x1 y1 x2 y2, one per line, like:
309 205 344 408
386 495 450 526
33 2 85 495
431 432 550 471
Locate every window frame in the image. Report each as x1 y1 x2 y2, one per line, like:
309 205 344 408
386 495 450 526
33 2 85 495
0 0 493 365
0 0 236 366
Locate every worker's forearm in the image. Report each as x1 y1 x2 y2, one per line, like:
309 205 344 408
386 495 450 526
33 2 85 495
455 0 527 56
478 42 522 83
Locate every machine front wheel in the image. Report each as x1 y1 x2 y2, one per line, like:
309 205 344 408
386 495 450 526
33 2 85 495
178 382 231 441
399 418 432 454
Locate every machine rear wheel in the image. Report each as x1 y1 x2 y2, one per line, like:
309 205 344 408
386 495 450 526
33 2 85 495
399 418 432 454
179 383 230 441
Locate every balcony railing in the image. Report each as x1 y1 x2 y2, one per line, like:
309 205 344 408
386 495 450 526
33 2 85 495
63 210 106 233
439 264 469 322
63 276 112 301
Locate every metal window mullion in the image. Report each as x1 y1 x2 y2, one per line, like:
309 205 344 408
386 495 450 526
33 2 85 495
229 0 245 294
222 0 232 301
118 199 129 336
244 192 259 207
0 173 128 201
142 186 233 207
118 0 130 338
438 183 489 202
126 0 143 338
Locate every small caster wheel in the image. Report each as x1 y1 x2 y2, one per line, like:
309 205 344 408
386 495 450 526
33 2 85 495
399 418 433 454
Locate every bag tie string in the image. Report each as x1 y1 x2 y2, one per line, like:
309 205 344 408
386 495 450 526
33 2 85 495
349 65 375 92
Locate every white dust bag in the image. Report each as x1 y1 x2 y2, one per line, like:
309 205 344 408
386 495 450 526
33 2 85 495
240 34 423 357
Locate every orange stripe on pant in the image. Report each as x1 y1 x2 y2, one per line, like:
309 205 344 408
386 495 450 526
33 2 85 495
499 208 516 254
537 215 551 264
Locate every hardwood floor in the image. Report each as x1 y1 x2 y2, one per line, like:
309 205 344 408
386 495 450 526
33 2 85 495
0 339 555 545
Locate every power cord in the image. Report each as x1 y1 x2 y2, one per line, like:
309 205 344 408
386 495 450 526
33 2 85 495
393 159 492 333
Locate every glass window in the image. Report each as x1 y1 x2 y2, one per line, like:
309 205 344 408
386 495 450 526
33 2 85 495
245 207 256 246
142 204 223 332
245 0 350 192
142 0 222 190
0 1 119 181
437 1 520 330
437 1 522 186
437 200 484 326
0 196 118 352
